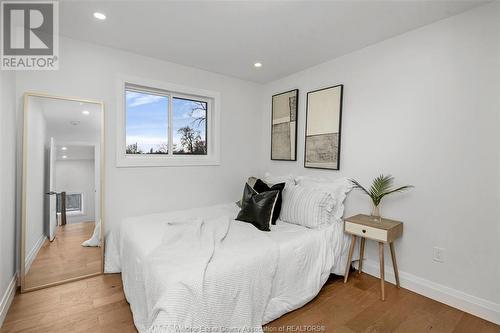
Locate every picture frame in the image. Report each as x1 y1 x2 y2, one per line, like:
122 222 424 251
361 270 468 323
304 84 343 170
271 89 299 161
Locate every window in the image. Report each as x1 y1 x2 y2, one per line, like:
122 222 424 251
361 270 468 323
66 193 83 212
118 78 220 167
172 97 207 155
126 89 169 154
57 192 83 214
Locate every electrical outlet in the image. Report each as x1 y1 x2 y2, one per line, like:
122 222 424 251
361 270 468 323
433 247 445 263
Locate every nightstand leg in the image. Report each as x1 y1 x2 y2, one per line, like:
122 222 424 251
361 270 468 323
379 242 385 301
358 238 365 274
389 242 400 288
344 235 357 283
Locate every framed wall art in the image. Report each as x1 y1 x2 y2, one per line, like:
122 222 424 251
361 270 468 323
271 89 298 161
304 84 343 170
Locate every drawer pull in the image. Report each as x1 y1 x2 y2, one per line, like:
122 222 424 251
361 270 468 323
362 229 366 233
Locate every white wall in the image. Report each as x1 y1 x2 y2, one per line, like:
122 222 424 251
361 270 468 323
0 70 17 325
24 98 48 262
260 1 500 317
15 36 263 251
55 159 96 223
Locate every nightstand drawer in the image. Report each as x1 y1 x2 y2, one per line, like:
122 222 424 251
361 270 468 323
345 221 388 242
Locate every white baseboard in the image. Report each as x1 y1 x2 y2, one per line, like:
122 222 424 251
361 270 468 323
25 235 47 273
355 259 500 325
0 274 17 328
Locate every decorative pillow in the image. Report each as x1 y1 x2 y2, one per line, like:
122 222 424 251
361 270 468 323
246 176 258 188
279 185 334 229
296 177 352 221
263 172 295 188
236 176 259 207
236 183 279 231
253 179 285 225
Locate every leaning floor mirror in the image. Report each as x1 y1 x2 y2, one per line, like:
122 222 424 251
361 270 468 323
21 93 104 292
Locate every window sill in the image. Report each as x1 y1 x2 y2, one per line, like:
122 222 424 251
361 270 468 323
116 154 220 168
66 211 84 216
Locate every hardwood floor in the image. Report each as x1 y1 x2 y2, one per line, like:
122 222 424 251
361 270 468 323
2 273 498 333
24 222 101 290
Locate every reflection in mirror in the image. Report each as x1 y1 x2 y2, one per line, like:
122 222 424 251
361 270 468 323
22 94 103 291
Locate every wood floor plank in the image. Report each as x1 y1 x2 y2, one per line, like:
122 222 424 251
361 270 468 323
24 222 101 290
1 273 498 333
452 313 500 333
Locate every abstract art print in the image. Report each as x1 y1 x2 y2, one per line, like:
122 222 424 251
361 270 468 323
304 84 343 170
271 89 298 161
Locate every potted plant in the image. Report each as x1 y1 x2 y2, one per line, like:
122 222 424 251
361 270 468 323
350 175 413 220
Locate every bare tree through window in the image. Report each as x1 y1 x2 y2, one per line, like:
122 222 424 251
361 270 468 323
125 86 208 156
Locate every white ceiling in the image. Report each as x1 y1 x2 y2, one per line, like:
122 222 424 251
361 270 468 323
34 96 102 142
59 1 487 83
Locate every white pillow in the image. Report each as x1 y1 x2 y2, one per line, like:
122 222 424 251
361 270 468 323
296 177 353 221
82 220 101 247
263 172 296 188
279 185 334 229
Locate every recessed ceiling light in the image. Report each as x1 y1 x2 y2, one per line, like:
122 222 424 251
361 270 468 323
70 120 80 126
93 12 106 20
61 146 67 151
82 110 90 115
62 155 68 159
254 62 262 68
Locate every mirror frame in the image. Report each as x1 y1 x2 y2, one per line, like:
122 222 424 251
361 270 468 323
20 92 105 293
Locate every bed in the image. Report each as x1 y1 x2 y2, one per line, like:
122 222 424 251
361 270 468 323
106 203 351 333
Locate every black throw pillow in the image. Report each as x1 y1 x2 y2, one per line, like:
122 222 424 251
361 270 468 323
236 183 279 232
253 179 285 225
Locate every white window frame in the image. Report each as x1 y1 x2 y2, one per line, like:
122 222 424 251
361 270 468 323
116 75 221 167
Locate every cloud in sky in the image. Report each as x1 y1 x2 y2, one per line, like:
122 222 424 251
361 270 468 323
126 91 165 107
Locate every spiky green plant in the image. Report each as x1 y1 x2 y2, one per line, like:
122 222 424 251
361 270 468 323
350 175 413 207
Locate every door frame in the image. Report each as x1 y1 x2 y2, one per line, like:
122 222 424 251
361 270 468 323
20 92 105 293
48 137 57 241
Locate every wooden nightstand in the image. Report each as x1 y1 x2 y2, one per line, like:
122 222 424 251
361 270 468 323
343 214 403 301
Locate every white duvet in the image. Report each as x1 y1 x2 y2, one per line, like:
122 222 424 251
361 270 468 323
106 203 351 332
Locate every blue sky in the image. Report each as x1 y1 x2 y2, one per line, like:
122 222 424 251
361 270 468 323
126 91 206 153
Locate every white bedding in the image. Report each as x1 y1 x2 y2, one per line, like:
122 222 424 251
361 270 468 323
105 203 351 332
